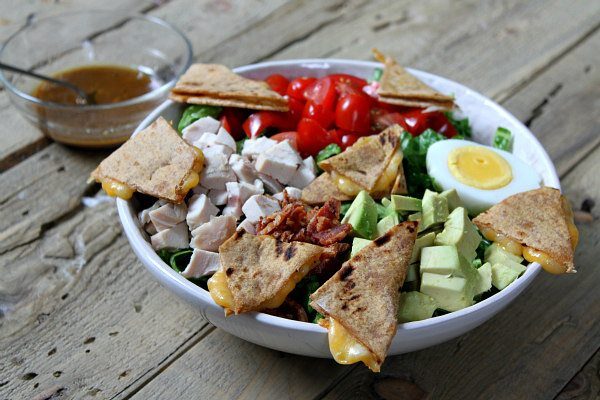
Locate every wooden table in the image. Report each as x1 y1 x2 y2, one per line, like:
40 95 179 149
0 1 598 399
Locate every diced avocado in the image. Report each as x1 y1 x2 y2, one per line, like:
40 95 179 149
485 243 524 265
503 259 527 276
390 195 422 212
475 262 492 295
376 203 393 219
440 189 463 212
408 212 422 222
409 232 436 264
405 263 419 283
342 190 378 239
420 272 475 312
421 189 449 230
351 237 372 257
434 207 481 261
472 258 483 269
420 245 477 281
491 263 520 290
397 291 438 322
376 213 399 238
381 197 391 207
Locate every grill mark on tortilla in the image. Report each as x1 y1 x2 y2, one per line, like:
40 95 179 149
340 264 354 281
275 241 284 257
284 243 297 261
374 233 392 246
225 267 234 276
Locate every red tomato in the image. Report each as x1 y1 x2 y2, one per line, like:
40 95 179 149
372 109 406 133
265 74 289 96
398 109 430 136
427 111 458 138
335 93 372 133
271 131 298 149
287 77 317 100
242 111 295 139
297 118 337 156
287 97 305 123
340 132 360 149
302 101 336 128
302 77 337 128
220 108 245 140
329 74 368 91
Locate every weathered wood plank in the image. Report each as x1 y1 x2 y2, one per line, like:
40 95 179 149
555 348 600 400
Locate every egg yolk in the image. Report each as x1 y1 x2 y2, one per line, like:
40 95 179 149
448 146 512 190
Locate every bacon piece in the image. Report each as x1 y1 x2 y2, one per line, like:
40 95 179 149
311 223 353 246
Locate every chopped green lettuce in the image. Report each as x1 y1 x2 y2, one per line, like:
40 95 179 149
178 105 222 132
445 111 472 138
401 129 446 197
371 67 383 82
493 127 512 152
316 143 342 167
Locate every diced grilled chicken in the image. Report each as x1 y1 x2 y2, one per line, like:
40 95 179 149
222 181 264 219
214 127 236 151
192 132 218 150
203 143 234 159
192 185 208 195
236 219 256 234
207 189 228 206
181 249 221 278
241 136 277 159
151 222 189 250
257 173 283 194
190 215 237 251
229 154 257 183
289 156 317 188
201 152 237 190
182 116 221 144
149 202 187 232
241 194 281 223
186 194 219 231
273 186 302 201
255 140 302 184
138 200 165 226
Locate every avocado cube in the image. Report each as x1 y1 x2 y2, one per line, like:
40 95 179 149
420 272 475 312
397 291 438 322
376 213 399 238
491 263 520 290
351 237 372 257
408 212 422 222
405 263 419 283
421 189 449 230
390 195 422 212
485 243 524 265
434 207 481 261
440 189 463 212
381 197 391 208
475 262 492 295
503 259 527 276
341 190 378 239
410 232 436 264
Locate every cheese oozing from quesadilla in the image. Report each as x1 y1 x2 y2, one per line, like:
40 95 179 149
326 317 379 371
332 150 403 196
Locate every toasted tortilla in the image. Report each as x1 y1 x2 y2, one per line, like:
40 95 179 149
472 187 576 273
90 117 202 203
219 231 325 314
171 64 288 111
391 162 408 195
318 125 402 191
373 49 454 109
310 222 418 372
301 173 354 205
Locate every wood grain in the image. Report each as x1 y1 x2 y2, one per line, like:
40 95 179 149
555 348 600 400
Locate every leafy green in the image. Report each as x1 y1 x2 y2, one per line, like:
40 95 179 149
445 111 472 138
476 234 492 261
313 312 324 324
340 202 352 217
177 105 222 132
169 249 193 273
400 129 446 197
371 67 383 82
236 138 247 154
493 127 512 152
316 144 342 164
156 249 173 264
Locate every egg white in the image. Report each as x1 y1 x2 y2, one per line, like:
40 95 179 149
426 139 541 214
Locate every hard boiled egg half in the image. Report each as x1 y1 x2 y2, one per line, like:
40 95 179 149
426 139 541 214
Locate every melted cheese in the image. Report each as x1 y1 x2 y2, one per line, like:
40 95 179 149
332 151 403 196
327 318 379 372
182 171 200 192
192 146 205 173
207 268 233 312
561 196 579 250
101 178 134 200
523 247 566 275
480 227 523 256
259 263 312 309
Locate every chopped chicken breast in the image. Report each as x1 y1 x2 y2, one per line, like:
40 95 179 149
241 136 277 158
186 194 219 231
273 186 302 201
138 200 165 226
192 185 208 195
201 152 237 190
241 194 281 223
190 215 237 251
182 249 221 278
229 154 257 183
236 219 256 235
208 189 228 206
203 143 234 159
257 173 284 194
192 132 218 150
151 222 189 250
289 157 317 188
222 181 264 219
182 117 221 144
149 203 187 232
214 127 236 151
255 140 302 184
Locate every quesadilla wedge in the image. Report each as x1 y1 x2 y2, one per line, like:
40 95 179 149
301 173 354 205
208 230 326 315
310 222 418 372
373 49 454 110
170 64 288 111
90 117 204 203
473 187 578 274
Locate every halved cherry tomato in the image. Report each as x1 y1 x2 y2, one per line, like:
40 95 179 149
287 77 317 100
335 93 372 133
329 74 368 92
302 77 337 128
427 111 458 138
220 108 245 140
271 131 298 150
287 97 305 123
297 118 337 157
339 132 360 149
371 109 406 133
242 111 295 139
265 74 289 96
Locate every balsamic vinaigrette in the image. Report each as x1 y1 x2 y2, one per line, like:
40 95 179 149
32 64 160 106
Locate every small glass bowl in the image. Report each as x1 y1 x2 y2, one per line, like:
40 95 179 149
0 10 192 147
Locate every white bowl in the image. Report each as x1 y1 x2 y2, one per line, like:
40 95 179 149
116 59 559 358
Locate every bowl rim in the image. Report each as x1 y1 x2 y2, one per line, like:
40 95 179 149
0 10 193 111
117 58 559 336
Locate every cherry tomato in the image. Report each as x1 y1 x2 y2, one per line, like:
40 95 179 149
220 108 245 140
303 101 336 128
372 109 406 133
427 111 458 138
329 74 368 92
271 131 298 149
242 111 295 139
287 77 317 100
297 118 337 157
339 132 360 149
335 93 372 133
287 97 305 123
265 74 289 96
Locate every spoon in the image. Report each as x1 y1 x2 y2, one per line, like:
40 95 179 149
0 61 95 105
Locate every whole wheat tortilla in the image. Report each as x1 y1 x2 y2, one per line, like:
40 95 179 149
310 222 418 372
219 231 325 314
318 125 402 191
391 161 408 195
90 117 202 203
301 173 354 205
377 96 455 110
171 64 288 111
169 93 288 112
473 187 576 273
